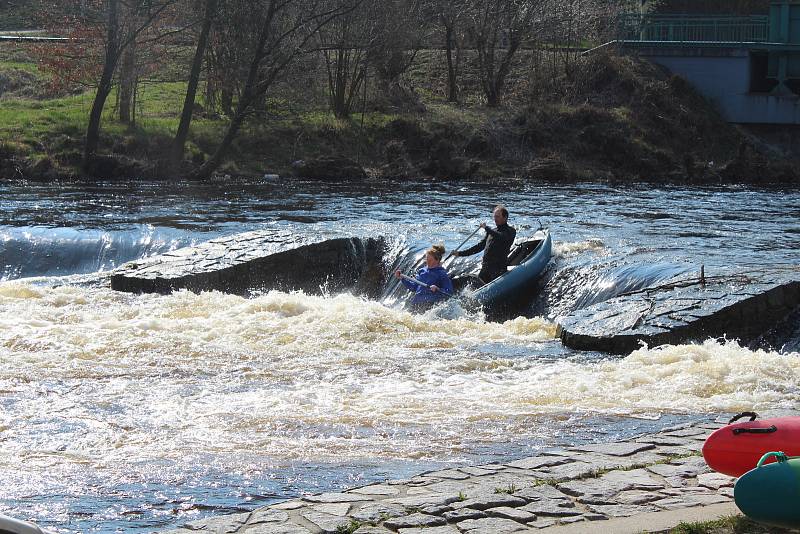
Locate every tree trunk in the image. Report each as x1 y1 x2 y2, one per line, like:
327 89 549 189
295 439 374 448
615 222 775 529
189 7 272 181
119 36 136 124
84 0 120 171
444 22 458 102
171 0 217 165
220 87 234 116
188 106 247 180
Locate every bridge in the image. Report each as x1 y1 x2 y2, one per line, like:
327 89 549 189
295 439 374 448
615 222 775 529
604 2 800 125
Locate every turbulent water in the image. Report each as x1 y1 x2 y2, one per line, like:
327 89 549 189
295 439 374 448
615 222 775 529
1 179 799 533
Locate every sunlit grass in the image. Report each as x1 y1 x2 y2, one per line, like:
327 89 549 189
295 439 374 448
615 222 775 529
0 60 39 72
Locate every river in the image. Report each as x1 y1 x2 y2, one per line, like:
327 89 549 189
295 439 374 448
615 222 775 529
1 179 799 533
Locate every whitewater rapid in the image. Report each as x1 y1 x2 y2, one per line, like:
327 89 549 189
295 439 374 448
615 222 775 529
2 283 797 472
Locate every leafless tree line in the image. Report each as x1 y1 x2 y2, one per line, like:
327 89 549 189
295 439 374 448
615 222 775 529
41 0 644 178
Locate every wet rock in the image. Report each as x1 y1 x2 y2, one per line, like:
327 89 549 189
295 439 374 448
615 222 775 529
111 230 387 297
558 271 800 354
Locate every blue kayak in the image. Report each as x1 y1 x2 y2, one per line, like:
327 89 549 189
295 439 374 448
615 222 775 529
734 451 800 529
472 229 552 310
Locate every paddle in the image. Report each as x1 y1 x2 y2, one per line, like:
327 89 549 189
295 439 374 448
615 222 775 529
398 273 453 298
444 225 482 262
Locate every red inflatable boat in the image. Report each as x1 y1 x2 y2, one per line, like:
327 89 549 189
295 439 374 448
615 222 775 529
702 413 800 477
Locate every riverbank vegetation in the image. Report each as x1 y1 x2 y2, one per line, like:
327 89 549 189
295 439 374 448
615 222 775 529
671 515 798 534
0 0 797 184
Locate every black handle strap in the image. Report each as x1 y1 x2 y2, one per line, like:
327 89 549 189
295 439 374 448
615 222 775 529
729 412 758 424
733 425 777 435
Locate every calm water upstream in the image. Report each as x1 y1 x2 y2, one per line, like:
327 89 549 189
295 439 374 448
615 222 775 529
1 179 799 533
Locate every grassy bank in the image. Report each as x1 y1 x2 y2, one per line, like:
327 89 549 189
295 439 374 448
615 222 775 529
0 41 797 184
672 514 798 534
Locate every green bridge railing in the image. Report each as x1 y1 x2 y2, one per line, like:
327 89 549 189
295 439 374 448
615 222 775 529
618 14 769 44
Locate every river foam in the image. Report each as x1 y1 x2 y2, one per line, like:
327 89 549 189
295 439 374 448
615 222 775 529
2 283 798 471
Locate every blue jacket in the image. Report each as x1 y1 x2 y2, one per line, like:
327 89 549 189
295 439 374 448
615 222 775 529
401 266 454 305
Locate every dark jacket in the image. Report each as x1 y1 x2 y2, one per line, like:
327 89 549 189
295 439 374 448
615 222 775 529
459 223 516 282
400 266 454 305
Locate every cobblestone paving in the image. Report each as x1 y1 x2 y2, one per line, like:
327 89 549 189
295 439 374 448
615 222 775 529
162 419 736 534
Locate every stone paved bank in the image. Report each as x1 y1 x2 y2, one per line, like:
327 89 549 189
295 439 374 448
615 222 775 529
162 419 738 534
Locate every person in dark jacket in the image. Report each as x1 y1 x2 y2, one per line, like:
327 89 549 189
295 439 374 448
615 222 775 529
395 244 454 312
452 205 516 284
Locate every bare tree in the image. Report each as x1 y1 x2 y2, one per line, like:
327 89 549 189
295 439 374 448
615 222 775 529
316 0 376 119
118 32 137 124
429 0 466 102
171 0 219 165
73 0 177 170
189 0 359 180
465 0 547 107
368 0 425 95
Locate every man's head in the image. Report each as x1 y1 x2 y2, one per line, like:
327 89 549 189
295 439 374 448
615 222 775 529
493 205 508 226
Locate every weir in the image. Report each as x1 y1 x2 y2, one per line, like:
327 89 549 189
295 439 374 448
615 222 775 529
110 229 387 298
558 268 800 354
111 230 800 356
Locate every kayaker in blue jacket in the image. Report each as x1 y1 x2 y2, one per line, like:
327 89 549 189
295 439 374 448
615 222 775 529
395 244 454 312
